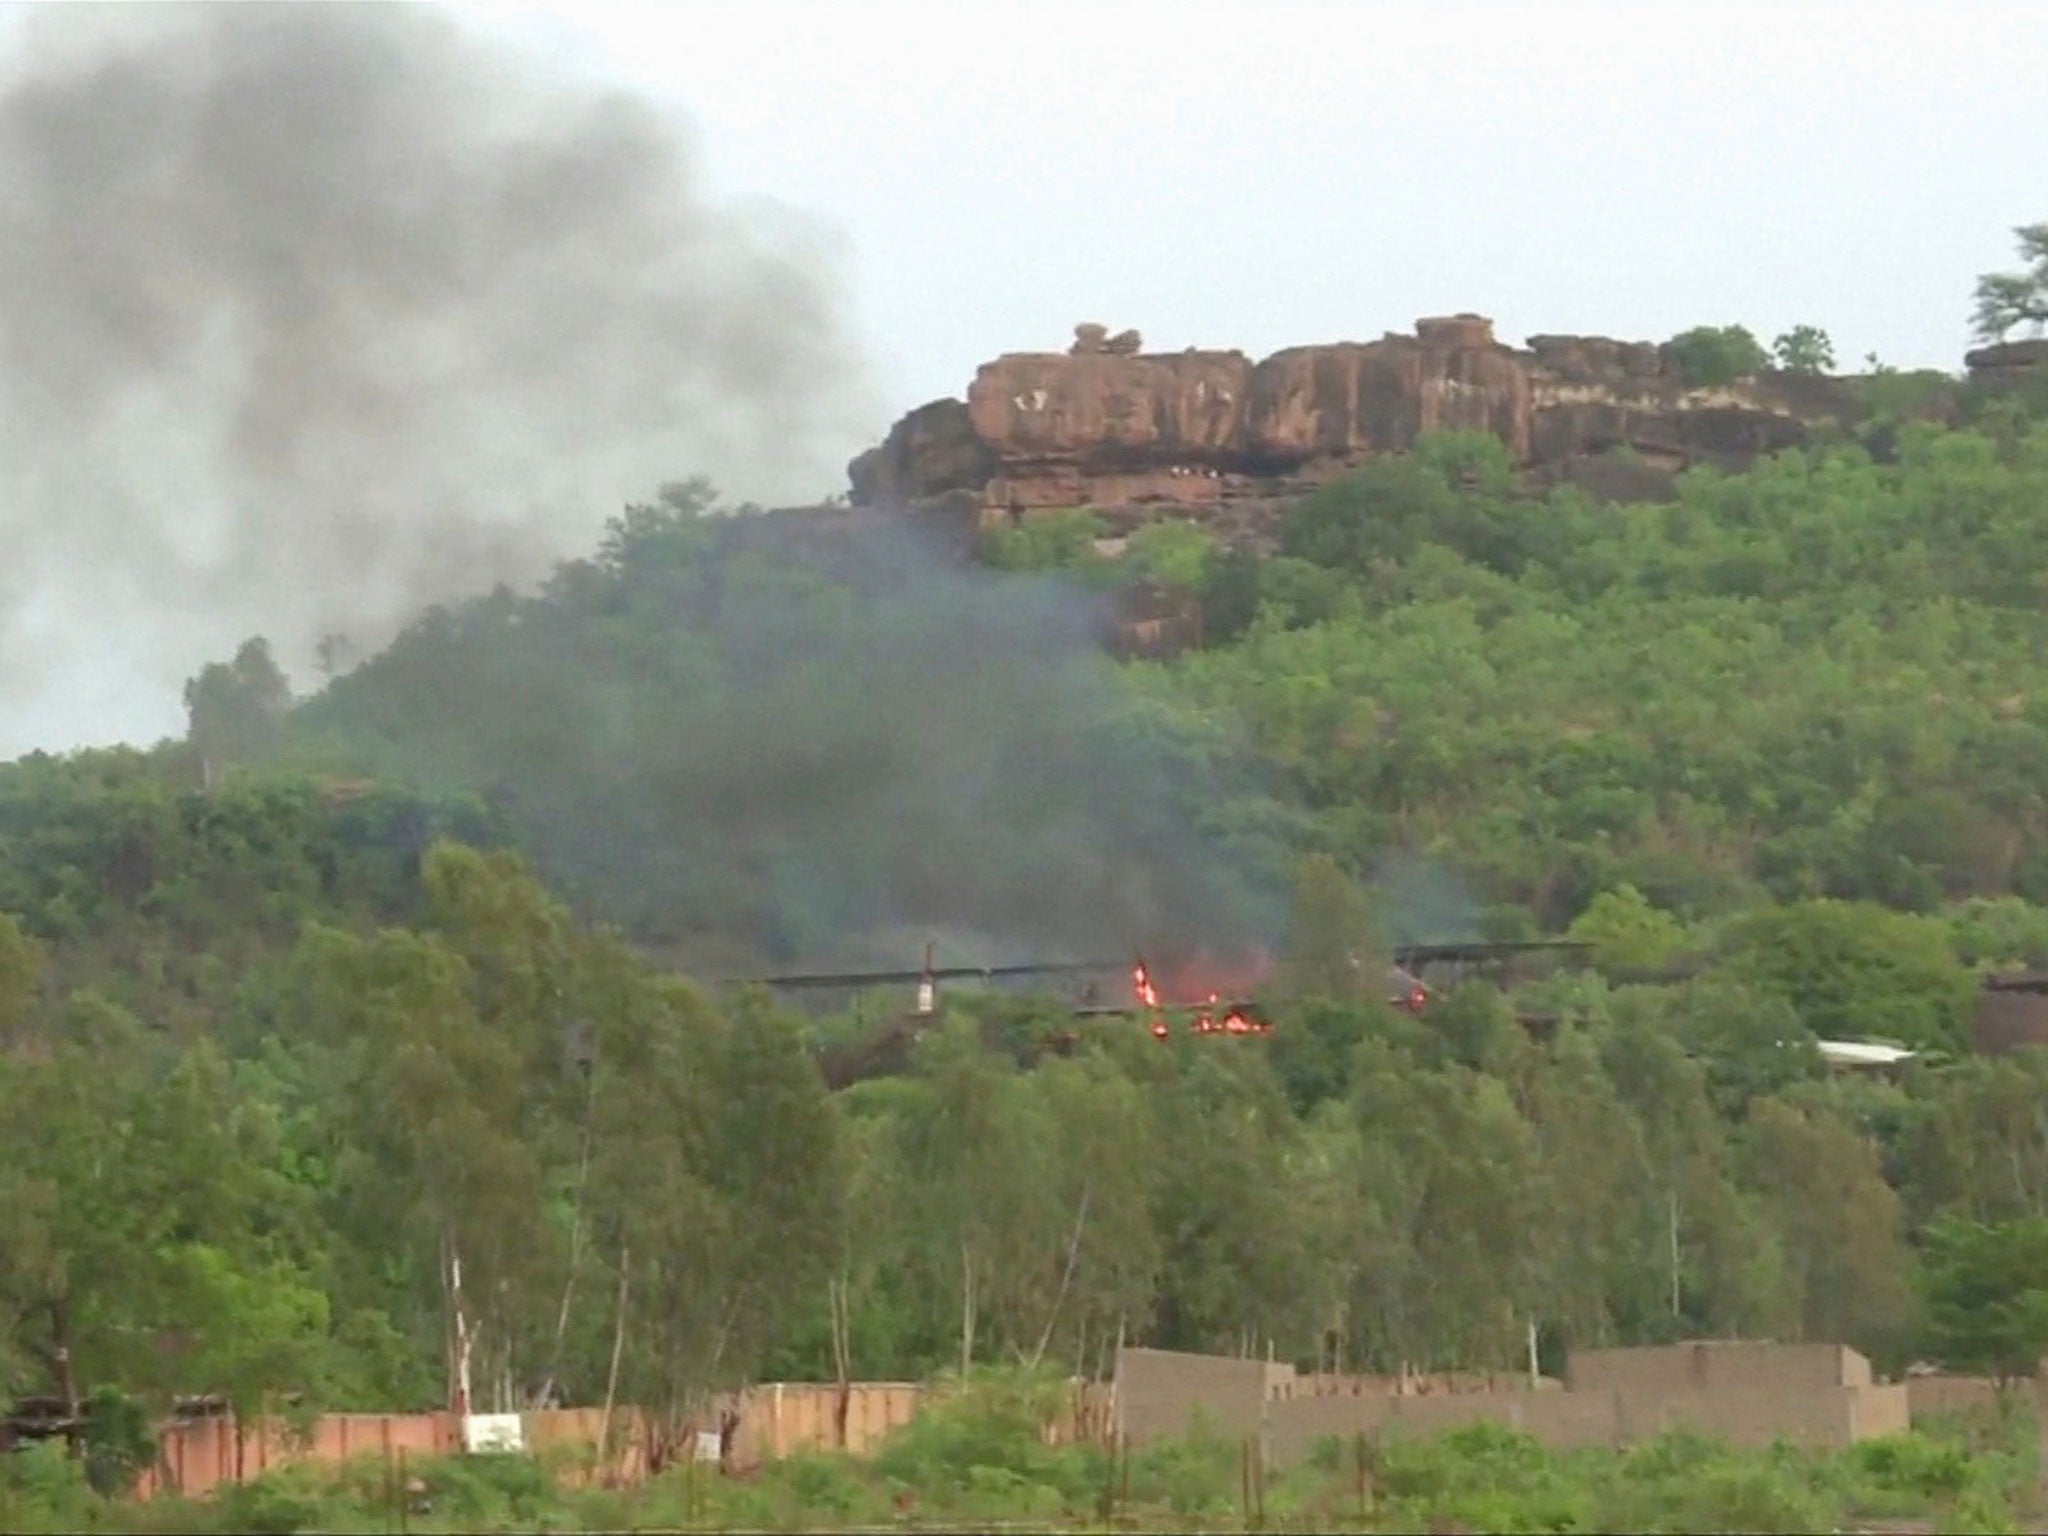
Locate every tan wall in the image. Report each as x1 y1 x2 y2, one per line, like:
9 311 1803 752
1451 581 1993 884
1298 1369 1552 1398
1633 1385 1861 1450
1907 1375 2002 1420
1115 1347 1270 1445
1852 1385 1912 1442
726 1382 923 1466
133 1383 938 1501
136 1411 463 1500
1567 1341 1865 1397
522 1406 649 1484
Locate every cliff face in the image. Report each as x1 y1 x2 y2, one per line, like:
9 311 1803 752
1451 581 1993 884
849 316 1861 522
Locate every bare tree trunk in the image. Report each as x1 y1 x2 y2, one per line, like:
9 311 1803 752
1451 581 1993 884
446 1235 475 1417
545 1088 598 1403
46 1299 79 1422
1030 1186 1091 1369
1108 1313 1126 1441
1667 1189 1682 1319
598 1244 630 1468
959 1242 977 1378
828 1276 852 1449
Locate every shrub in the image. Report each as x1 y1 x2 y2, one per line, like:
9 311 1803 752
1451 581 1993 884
0 1441 96 1534
212 1470 324 1536
1850 1432 1974 1498
1663 325 1769 388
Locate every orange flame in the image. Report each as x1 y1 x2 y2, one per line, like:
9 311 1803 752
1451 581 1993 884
1132 961 1160 1010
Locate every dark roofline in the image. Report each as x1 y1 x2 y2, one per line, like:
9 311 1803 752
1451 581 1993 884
1984 971 2048 993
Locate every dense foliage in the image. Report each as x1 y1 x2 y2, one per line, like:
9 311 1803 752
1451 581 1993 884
6 383 2048 1475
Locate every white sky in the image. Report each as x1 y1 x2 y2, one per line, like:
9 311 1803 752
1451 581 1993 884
460 0 2048 416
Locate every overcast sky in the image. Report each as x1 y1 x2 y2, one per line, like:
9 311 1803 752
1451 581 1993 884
0 0 2044 760
470 0 2048 410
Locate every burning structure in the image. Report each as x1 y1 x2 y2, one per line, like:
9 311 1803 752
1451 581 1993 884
746 938 1592 1086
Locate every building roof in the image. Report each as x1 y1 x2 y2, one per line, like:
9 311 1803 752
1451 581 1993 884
1816 1039 1916 1069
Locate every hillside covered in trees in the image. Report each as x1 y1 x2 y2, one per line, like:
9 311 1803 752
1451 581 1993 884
4 332 2048 1493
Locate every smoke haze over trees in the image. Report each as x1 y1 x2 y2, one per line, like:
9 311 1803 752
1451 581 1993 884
0 2 873 759
293 484 1288 970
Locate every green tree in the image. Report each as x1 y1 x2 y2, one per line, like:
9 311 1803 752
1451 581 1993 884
1278 453 1459 574
1568 885 1689 973
713 992 843 1380
297 921 549 1414
577 944 729 1436
1149 1048 1331 1361
0 911 44 1047
980 510 1109 573
1721 900 1973 1051
1122 521 1218 592
1344 1044 1543 1371
1915 1216 2048 1383
1971 223 2048 342
1666 975 1820 1116
1663 326 1770 387
183 637 292 789
1772 325 1837 374
1016 1052 1162 1374
1278 854 1382 1001
1742 1095 1911 1351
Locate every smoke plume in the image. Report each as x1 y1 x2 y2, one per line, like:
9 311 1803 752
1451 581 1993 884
0 4 873 759
308 505 1288 974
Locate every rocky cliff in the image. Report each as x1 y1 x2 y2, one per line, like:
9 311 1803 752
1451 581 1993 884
849 315 1861 525
1964 337 2048 395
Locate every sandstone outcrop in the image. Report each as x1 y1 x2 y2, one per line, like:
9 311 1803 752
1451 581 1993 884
1964 337 2048 394
848 316 1864 523
847 397 992 508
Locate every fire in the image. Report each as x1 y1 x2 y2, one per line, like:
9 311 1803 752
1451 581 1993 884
1132 961 1161 1010
1132 952 1273 1040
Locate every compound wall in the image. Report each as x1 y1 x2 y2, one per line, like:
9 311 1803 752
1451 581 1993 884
1118 1342 1912 1466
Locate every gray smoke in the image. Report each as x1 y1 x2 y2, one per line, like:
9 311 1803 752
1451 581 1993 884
0 3 873 758
306 506 1290 976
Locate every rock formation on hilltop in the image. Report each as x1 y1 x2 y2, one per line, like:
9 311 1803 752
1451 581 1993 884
848 315 1861 528
1964 337 2048 395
